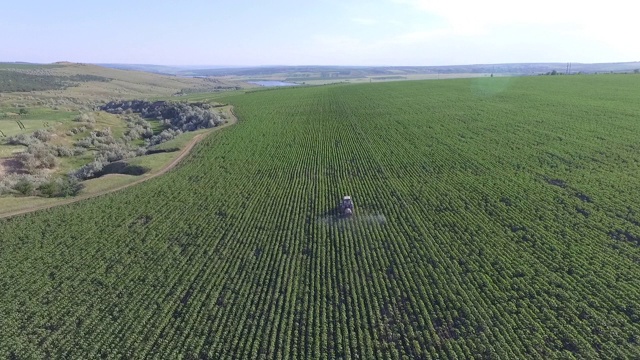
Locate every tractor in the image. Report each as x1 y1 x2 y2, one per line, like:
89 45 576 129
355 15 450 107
340 195 354 217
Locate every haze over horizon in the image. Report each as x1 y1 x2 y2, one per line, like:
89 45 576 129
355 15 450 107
3 0 638 66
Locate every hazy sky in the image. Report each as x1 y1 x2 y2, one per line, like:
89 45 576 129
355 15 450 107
2 0 638 66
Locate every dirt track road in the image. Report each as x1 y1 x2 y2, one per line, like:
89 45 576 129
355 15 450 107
0 110 237 220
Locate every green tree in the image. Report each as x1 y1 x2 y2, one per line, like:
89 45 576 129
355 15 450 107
59 176 83 196
37 181 58 197
13 179 34 195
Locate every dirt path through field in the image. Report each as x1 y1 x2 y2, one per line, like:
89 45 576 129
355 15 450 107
0 107 238 220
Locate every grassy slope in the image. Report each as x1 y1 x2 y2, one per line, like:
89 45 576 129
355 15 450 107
0 109 128 176
0 61 245 207
0 107 77 137
0 62 218 180
0 76 639 358
0 63 247 106
0 107 236 215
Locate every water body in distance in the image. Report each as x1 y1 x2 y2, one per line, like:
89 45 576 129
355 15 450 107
248 81 298 87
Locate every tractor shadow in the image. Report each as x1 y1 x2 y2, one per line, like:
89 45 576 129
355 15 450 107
317 207 348 225
320 207 342 218
316 207 386 226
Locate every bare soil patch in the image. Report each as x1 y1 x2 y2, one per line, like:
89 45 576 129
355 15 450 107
0 157 26 177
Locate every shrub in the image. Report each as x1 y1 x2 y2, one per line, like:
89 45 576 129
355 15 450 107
0 174 49 195
18 143 57 173
125 124 154 141
74 112 95 123
0 182 12 195
101 100 223 136
6 133 40 146
32 129 53 142
70 126 87 135
76 128 116 148
97 143 137 163
73 158 109 180
53 145 75 157
94 128 112 138
75 138 93 148
38 176 84 197
147 129 182 146
72 147 87 156
13 179 34 195
58 176 83 196
37 181 58 197
135 147 147 157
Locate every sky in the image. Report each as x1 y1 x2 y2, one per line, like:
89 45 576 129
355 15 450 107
2 0 638 66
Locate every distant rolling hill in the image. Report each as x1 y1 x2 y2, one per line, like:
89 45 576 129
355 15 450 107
0 62 247 104
97 62 640 78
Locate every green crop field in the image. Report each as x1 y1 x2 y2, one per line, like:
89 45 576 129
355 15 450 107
1 75 640 358
0 107 78 137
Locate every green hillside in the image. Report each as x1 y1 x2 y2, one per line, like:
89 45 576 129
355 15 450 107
0 62 247 107
1 75 639 358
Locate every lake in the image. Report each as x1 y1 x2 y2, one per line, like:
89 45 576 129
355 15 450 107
248 81 298 87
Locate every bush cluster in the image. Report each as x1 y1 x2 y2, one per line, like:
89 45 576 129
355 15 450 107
31 129 53 142
7 133 43 147
7 129 56 146
75 128 116 148
73 112 96 123
72 139 144 180
3 101 221 192
53 145 86 157
18 143 57 173
102 100 223 136
147 128 183 146
122 116 154 142
4 130 65 174
0 174 82 197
